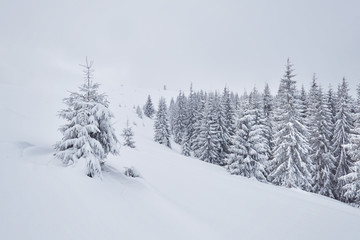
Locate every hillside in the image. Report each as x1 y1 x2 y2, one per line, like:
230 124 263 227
1 82 360 240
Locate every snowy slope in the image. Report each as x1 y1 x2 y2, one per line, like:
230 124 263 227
1 82 360 240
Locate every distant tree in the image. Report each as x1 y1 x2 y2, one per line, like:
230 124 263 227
143 95 155 118
154 97 171 148
121 120 135 148
55 58 119 178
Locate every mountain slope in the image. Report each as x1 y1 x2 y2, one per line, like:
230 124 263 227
1 83 360 240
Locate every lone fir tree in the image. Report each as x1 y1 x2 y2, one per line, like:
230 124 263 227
121 120 136 148
55 58 119 178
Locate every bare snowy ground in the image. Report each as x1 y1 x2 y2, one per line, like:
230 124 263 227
1 83 360 240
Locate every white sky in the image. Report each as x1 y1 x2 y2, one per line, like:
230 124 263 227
1 0 359 95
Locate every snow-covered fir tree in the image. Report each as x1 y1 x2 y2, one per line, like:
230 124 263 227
268 59 313 190
154 97 171 148
299 84 309 122
121 120 135 148
172 91 188 144
340 117 360 205
262 83 274 168
55 58 119 178
327 86 337 125
308 78 336 197
181 128 192 157
220 87 236 155
192 91 207 158
211 92 229 163
197 94 222 165
226 88 267 181
143 95 155 118
182 84 198 154
340 87 360 204
168 97 176 133
333 78 355 200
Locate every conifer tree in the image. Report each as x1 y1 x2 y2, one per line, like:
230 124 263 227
183 84 198 152
181 128 192 157
327 86 337 125
154 97 171 148
197 94 222 164
192 92 207 158
168 97 176 133
268 59 313 190
144 95 155 118
121 120 135 148
55 58 119 178
227 88 267 181
220 87 236 155
172 92 188 144
308 78 336 197
340 122 360 204
262 83 274 168
333 78 355 200
299 85 309 122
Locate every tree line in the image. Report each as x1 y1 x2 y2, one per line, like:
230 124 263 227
149 59 360 206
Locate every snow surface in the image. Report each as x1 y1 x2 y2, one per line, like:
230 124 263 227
1 82 360 240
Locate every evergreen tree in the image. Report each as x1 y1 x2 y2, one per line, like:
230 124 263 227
121 120 135 148
212 92 229 163
197 94 222 165
192 91 207 158
181 128 192 157
263 83 273 120
268 59 313 190
299 85 309 122
308 79 336 197
262 83 274 169
182 84 198 154
55 58 119 178
226 88 267 181
143 95 155 118
327 86 337 125
220 87 236 155
154 97 171 148
333 78 355 200
172 92 188 144
168 97 176 133
340 123 360 204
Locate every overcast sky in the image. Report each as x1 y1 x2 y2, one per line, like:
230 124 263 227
1 0 359 96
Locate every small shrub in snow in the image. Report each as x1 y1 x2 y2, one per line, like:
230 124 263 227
124 167 141 178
